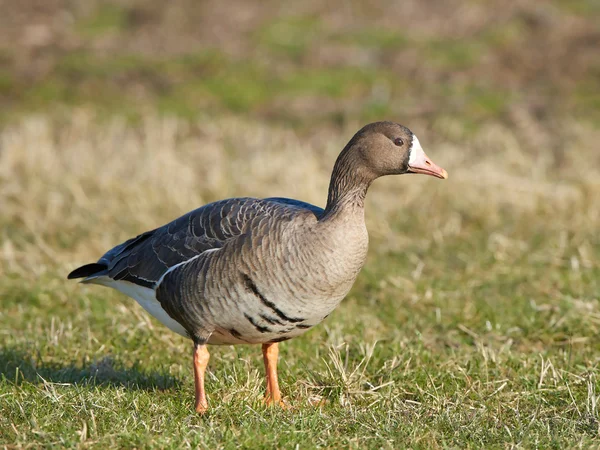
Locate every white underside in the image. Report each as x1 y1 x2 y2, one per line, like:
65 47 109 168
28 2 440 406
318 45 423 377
88 277 189 338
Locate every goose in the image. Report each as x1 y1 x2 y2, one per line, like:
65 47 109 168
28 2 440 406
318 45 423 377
68 121 447 413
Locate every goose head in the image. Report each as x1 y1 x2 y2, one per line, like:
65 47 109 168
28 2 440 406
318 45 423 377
344 121 448 180
325 121 447 212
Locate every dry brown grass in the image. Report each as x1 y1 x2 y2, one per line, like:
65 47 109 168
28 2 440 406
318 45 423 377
1 112 598 276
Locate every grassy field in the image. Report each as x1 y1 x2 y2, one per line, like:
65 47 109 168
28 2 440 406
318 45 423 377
1 115 599 448
1 0 600 448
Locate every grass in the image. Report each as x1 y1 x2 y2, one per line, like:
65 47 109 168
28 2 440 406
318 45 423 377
1 0 599 127
75 4 129 37
1 114 599 448
0 0 599 446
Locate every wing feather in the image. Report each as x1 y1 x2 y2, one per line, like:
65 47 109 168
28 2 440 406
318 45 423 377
84 197 323 288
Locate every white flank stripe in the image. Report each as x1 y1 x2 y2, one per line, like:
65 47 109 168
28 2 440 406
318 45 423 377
155 248 218 287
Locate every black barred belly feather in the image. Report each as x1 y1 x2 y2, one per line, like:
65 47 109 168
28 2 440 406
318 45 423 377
155 251 317 346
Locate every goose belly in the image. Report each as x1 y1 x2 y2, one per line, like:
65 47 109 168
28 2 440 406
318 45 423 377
201 248 361 345
204 284 348 345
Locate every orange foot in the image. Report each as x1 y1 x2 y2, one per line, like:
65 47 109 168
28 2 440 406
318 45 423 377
195 398 209 414
264 395 288 409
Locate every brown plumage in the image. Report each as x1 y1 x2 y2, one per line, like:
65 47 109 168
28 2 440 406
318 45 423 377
68 121 447 413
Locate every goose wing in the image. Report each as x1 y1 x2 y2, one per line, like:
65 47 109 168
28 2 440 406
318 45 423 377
68 197 323 288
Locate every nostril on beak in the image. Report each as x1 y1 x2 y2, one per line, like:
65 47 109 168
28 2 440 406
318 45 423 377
425 160 431 166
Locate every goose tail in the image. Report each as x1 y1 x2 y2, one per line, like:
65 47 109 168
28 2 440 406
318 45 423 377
67 263 109 284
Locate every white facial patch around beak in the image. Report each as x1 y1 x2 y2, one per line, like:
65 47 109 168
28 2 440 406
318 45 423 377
408 135 425 165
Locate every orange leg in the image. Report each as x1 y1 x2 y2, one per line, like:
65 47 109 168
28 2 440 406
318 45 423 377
262 342 284 406
193 343 210 414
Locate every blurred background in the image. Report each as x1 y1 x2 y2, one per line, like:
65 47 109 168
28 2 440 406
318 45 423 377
1 0 599 130
1 1 600 446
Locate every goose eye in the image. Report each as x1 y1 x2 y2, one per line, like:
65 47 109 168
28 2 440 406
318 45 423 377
393 137 404 146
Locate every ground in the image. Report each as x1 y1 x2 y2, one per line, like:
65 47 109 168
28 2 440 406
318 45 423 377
0 0 599 448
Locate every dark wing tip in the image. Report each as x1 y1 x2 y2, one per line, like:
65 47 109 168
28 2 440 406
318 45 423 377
67 263 108 280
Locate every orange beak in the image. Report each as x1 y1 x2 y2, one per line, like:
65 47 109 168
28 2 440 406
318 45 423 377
407 136 448 179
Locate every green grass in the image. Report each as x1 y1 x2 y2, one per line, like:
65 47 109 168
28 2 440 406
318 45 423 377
423 38 486 71
1 0 599 446
334 28 409 49
2 238 599 448
75 4 130 37
1 115 599 448
256 17 321 59
3 50 395 124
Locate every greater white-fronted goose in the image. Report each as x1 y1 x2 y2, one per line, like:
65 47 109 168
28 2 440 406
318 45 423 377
68 121 447 413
